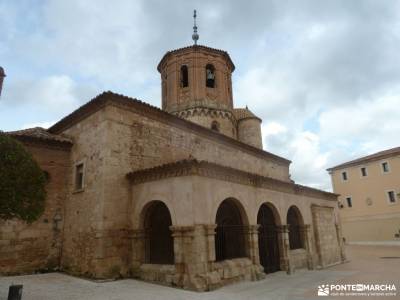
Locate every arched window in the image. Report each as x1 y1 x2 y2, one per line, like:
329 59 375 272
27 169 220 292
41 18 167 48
211 121 220 132
206 64 215 88
287 206 303 250
215 199 246 261
180 65 188 88
144 201 174 264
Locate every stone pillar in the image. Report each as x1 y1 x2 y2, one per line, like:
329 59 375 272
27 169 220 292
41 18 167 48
300 224 315 270
204 224 217 264
335 223 347 262
170 227 184 263
276 225 291 274
130 229 145 277
244 225 261 265
170 225 215 291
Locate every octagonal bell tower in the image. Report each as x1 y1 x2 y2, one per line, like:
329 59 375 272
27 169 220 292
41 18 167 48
157 11 237 138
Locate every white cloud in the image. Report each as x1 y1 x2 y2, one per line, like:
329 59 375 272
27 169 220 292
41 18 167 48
319 92 400 156
1 0 400 191
4 75 94 113
262 122 287 137
22 121 55 129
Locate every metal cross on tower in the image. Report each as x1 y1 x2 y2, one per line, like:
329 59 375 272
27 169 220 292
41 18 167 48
192 9 199 45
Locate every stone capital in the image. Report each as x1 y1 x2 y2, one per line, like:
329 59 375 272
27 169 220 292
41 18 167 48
247 224 260 234
276 225 289 233
204 224 217 235
299 224 311 233
131 229 145 239
169 225 194 238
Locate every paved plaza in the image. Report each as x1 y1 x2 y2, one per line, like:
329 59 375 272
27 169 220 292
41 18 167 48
1 245 399 300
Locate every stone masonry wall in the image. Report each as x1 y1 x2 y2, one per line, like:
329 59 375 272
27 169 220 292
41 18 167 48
64 101 287 279
237 118 262 149
311 205 342 267
59 110 131 278
0 142 70 275
104 103 289 180
182 112 236 138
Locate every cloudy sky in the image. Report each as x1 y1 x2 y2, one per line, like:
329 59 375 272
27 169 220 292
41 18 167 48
1 0 399 191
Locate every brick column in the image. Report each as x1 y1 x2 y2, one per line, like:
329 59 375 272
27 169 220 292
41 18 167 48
276 225 291 274
300 224 315 270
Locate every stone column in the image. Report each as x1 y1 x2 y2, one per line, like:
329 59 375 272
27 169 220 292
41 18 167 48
130 229 145 277
170 226 192 274
244 225 261 265
242 224 264 281
335 223 347 262
204 224 217 264
300 224 315 270
276 225 291 274
171 225 214 291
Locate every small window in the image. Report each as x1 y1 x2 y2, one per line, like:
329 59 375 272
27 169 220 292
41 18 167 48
346 197 352 208
387 191 397 203
206 64 215 88
75 163 84 191
361 167 367 177
341 171 348 181
180 65 188 88
211 121 220 132
382 162 390 173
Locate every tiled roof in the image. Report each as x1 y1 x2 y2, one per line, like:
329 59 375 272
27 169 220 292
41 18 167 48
233 108 261 121
127 159 337 201
47 91 290 165
157 44 235 72
7 127 73 147
327 146 400 171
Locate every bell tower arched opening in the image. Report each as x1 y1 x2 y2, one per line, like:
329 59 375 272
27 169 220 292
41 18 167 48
180 65 189 88
206 64 215 88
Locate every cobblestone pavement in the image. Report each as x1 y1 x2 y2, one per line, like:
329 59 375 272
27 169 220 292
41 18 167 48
1 245 399 300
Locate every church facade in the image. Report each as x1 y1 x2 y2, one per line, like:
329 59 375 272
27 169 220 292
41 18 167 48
1 44 346 291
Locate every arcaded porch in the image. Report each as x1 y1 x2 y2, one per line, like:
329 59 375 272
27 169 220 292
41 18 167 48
126 159 345 291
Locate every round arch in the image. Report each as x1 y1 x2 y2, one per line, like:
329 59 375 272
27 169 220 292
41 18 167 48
135 196 177 229
212 197 249 226
256 202 282 225
257 203 281 273
141 200 174 264
286 205 304 250
214 198 248 261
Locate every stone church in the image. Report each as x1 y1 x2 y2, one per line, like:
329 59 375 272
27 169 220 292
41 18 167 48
1 36 346 290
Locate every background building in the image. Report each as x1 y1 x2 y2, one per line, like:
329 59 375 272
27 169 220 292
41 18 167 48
328 147 400 244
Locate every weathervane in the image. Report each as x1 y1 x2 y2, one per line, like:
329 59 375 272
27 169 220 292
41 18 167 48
192 9 199 45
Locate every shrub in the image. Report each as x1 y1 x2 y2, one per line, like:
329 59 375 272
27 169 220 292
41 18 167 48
0 132 46 222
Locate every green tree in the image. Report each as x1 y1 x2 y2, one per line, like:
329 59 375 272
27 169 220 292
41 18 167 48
0 132 46 222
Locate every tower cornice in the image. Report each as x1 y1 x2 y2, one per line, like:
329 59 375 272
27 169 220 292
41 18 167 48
157 45 235 72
